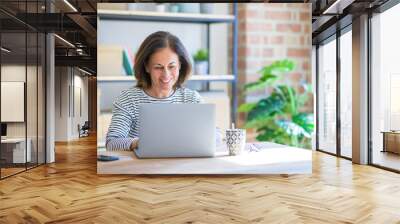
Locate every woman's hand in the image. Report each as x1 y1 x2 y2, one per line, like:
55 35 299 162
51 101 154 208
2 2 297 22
130 139 139 151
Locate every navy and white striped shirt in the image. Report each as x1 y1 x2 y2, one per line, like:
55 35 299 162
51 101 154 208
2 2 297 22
106 86 203 151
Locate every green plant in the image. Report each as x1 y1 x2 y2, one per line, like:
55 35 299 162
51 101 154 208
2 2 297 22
193 49 208 61
238 59 314 148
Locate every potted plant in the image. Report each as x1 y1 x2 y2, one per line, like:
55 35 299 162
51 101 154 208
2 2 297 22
193 49 209 75
238 59 314 148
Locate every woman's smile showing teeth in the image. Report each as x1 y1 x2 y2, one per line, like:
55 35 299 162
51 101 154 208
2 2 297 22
161 79 170 84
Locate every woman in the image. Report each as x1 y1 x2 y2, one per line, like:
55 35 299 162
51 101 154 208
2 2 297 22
106 31 206 151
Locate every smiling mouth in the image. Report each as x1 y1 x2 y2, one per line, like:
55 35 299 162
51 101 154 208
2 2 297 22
160 79 171 84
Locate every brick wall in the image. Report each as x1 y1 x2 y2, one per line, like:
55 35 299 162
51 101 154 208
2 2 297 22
233 3 312 129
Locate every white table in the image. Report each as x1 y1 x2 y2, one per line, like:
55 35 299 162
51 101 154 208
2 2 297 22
97 142 312 174
1 138 31 163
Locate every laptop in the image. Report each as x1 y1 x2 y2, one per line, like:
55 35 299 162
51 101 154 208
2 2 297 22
135 104 216 158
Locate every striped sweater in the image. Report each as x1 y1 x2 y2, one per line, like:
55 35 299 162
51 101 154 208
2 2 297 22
106 86 203 151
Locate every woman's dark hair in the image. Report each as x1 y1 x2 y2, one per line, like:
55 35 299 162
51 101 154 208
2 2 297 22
134 31 192 89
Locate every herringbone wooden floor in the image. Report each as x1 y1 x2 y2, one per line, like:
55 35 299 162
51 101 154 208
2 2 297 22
1 135 400 224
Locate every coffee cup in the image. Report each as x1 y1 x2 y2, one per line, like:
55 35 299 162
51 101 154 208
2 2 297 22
226 128 246 156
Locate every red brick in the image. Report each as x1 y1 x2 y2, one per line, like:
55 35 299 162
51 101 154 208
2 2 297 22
305 73 312 83
239 22 246 31
287 3 305 8
247 9 262 18
234 5 313 115
245 23 273 32
289 72 303 82
302 61 310 70
276 24 301 32
238 59 246 70
297 87 305 94
238 8 247 18
238 3 246 11
238 47 246 56
238 72 247 84
304 24 311 33
270 36 284 44
239 35 247 44
265 11 291 20
239 47 261 57
287 48 310 58
300 36 305 45
300 12 310 21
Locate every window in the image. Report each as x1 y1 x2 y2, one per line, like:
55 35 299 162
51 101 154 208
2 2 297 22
340 28 352 158
371 3 400 171
317 37 337 154
0 1 46 179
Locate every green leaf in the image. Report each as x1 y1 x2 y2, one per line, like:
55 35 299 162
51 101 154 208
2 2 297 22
243 115 274 129
244 59 296 93
260 60 295 76
247 91 285 121
292 113 314 134
276 120 311 138
275 85 298 114
297 93 309 108
244 74 278 92
256 125 290 145
243 81 268 92
238 102 257 113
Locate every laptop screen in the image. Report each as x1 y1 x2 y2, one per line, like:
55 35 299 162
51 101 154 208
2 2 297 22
1 123 7 137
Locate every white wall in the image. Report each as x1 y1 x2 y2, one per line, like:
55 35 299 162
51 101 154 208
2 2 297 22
209 3 229 91
72 73 89 138
1 64 46 163
317 39 337 153
55 67 89 141
55 67 69 141
1 65 32 137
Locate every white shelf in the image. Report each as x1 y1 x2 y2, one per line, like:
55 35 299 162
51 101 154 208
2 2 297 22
97 75 235 82
97 9 235 24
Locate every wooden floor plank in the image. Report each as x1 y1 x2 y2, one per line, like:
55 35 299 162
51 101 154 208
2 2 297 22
0 135 400 223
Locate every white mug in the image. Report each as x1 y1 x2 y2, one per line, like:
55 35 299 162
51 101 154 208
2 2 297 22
226 129 246 156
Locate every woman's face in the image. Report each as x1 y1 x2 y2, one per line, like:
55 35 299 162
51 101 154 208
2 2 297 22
146 47 180 92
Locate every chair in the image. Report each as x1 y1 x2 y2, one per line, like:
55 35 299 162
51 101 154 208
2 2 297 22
78 121 90 138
